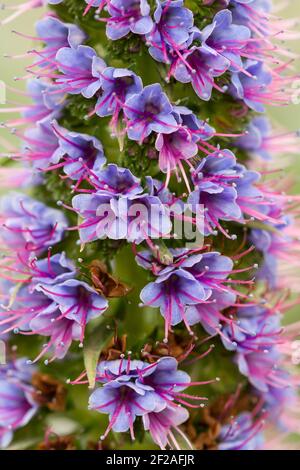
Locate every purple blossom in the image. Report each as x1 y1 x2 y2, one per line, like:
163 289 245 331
48 121 106 182
36 279 108 343
145 176 184 215
0 359 38 447
173 46 229 101
55 46 106 98
249 210 291 288
0 252 75 335
142 405 190 449
172 105 215 142
95 67 143 130
0 193 67 257
29 252 76 287
4 78 64 128
139 249 234 338
235 347 285 393
22 120 59 170
188 150 242 236
106 0 154 40
146 0 194 64
235 116 272 160
89 163 143 195
29 308 81 361
72 191 171 244
155 127 198 175
230 0 272 35
32 16 86 70
0 285 57 336
230 60 273 112
0 254 94 361
72 164 171 244
200 9 251 71
221 305 282 353
185 290 236 336
124 83 178 142
88 356 196 440
218 412 264 450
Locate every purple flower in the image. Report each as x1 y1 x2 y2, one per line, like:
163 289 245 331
249 210 291 288
155 127 198 175
29 252 76 287
72 164 171 244
0 252 75 339
146 0 194 64
221 305 282 353
188 150 242 236
172 105 215 142
230 60 273 112
173 47 229 101
106 0 154 40
0 254 97 361
235 347 285 393
0 193 67 256
218 412 264 450
89 163 143 195
5 79 64 128
235 116 272 160
55 46 106 98
139 249 234 338
88 356 197 440
230 0 272 36
142 405 190 449
36 279 108 343
95 67 143 131
145 176 184 215
124 83 178 142
0 359 39 447
22 120 59 170
32 16 86 70
48 121 106 182
29 309 81 361
200 9 251 71
185 290 236 336
0 285 56 336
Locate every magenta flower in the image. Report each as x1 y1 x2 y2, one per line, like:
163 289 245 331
143 405 191 449
55 46 106 98
95 67 143 133
0 359 38 447
0 193 67 257
155 127 198 175
173 46 229 100
124 83 178 142
47 121 106 182
36 279 108 342
218 412 264 450
106 0 154 40
87 356 204 441
139 249 234 338
32 15 86 70
146 0 194 64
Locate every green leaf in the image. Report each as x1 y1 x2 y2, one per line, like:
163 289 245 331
83 321 113 389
